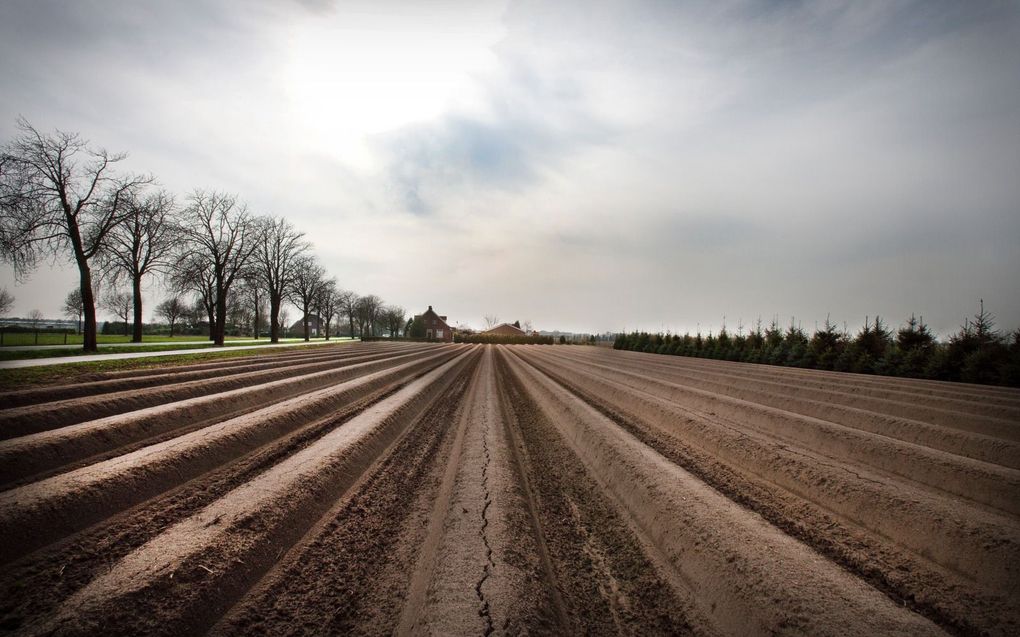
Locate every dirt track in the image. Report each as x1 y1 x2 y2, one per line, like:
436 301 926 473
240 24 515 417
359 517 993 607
0 342 1017 636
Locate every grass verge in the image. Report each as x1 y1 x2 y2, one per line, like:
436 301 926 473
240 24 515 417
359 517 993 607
0 333 257 347
0 341 355 390
0 339 340 361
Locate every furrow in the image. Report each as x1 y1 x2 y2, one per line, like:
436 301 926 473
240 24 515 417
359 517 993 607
395 346 552 635
0 347 461 564
20 347 477 637
0 343 381 409
492 347 703 634
557 347 1020 443
516 349 1020 596
393 350 481 635
529 347 1020 514
211 348 479 636
501 347 945 636
604 347 1020 409
0 346 450 486
0 344 434 437
0 381 398 631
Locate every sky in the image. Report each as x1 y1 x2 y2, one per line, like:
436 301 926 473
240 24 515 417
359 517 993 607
1 0 1018 337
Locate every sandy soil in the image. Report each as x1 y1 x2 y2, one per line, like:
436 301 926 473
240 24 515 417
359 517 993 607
0 343 1016 636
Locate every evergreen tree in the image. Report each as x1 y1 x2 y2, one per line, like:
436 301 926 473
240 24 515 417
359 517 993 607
810 315 844 370
717 326 731 359
408 315 425 338
959 301 1007 384
785 319 811 367
895 314 935 377
605 305 1016 387
1000 329 1020 386
852 316 891 373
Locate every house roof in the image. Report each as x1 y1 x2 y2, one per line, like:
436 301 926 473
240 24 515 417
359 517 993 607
481 322 526 335
418 305 451 328
289 314 323 330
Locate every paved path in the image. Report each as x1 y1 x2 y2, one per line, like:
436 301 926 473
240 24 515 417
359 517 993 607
0 338 314 352
0 339 354 370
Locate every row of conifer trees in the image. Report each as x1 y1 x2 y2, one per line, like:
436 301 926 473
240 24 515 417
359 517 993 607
613 303 1020 387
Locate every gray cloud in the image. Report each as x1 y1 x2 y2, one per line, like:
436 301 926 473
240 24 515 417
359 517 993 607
1 0 1018 336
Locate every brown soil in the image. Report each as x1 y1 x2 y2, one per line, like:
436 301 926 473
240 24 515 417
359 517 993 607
0 343 1016 636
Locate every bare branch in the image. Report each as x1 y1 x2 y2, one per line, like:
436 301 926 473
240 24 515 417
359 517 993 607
0 118 147 350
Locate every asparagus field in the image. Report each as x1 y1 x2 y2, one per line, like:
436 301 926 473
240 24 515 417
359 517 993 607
0 342 1017 636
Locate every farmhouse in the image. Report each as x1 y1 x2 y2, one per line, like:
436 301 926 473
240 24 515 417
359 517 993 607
481 322 527 337
416 305 453 342
289 314 323 337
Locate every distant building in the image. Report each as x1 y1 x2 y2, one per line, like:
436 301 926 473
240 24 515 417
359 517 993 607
416 305 453 342
290 314 323 337
0 318 77 330
480 322 527 337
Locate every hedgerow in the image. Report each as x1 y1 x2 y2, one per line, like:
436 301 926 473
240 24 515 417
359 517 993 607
455 333 554 345
613 303 1020 387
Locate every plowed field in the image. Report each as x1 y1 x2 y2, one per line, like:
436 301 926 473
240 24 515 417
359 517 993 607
1 342 1017 636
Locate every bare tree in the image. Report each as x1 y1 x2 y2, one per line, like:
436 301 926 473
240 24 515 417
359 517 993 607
288 255 325 341
521 319 533 334
356 294 383 338
238 270 265 339
0 288 13 316
155 295 187 337
225 287 250 337
103 289 132 336
0 153 43 274
27 307 44 342
252 215 309 343
189 296 209 334
385 305 406 337
182 191 258 346
315 279 340 340
484 314 500 329
171 253 216 340
278 308 291 338
0 119 149 350
63 288 84 333
100 189 181 342
339 289 358 338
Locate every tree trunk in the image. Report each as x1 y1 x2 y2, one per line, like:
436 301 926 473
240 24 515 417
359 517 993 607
303 303 310 342
80 267 98 352
214 289 227 346
169 318 175 338
68 218 99 352
269 296 281 343
348 315 355 339
131 275 143 342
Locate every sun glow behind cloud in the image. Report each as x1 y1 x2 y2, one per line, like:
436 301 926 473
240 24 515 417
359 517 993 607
281 3 506 165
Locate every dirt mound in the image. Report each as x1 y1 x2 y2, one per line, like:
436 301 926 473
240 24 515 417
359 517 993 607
1 342 1016 635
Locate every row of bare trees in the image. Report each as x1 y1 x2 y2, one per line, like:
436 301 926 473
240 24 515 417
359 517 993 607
0 119 151 349
152 281 404 342
0 119 404 350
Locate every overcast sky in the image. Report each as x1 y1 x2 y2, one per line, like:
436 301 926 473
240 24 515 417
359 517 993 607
1 0 1018 336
